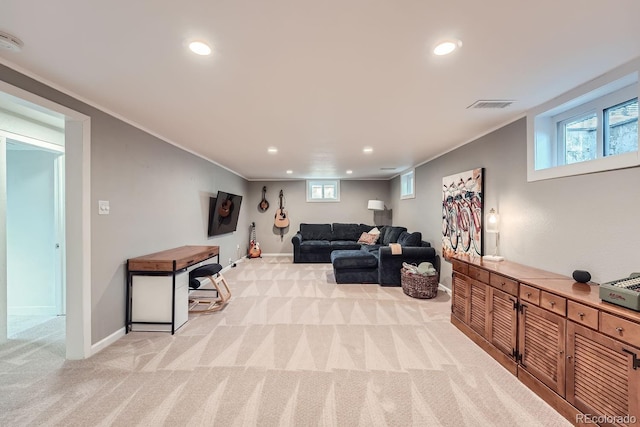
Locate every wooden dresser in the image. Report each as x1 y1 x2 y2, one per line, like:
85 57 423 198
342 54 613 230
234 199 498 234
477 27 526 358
451 256 639 426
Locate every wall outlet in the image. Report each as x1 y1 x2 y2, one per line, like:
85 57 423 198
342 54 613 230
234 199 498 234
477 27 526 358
228 257 232 265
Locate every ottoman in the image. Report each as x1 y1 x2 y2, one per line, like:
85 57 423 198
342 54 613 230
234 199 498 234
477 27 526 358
330 250 379 284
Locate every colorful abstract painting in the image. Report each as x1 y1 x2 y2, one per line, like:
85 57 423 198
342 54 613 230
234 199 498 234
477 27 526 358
442 168 483 260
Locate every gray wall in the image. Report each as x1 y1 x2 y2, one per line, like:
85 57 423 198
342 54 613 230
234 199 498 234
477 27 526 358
246 180 390 254
0 64 249 343
391 118 640 289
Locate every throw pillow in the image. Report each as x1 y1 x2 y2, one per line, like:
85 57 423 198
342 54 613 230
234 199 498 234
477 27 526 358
368 227 381 235
398 231 422 247
357 232 379 245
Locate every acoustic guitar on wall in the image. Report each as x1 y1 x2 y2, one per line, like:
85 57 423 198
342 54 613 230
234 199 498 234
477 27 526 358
274 190 289 229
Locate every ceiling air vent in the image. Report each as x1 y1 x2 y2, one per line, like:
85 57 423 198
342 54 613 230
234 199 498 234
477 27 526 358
467 100 514 109
380 167 396 171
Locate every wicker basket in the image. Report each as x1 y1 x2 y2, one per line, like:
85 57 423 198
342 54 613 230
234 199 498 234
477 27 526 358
401 267 439 299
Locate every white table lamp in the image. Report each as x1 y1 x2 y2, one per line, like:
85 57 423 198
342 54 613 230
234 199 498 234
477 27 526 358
483 208 504 262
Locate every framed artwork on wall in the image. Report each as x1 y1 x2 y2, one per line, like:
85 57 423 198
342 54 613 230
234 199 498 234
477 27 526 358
442 168 483 260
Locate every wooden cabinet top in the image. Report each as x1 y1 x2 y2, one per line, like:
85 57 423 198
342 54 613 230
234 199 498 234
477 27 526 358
128 245 220 272
453 255 640 323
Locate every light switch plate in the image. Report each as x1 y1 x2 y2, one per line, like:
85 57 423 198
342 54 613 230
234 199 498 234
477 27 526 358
98 200 110 215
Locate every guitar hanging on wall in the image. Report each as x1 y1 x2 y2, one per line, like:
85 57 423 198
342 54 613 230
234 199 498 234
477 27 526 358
274 189 289 240
258 186 269 212
248 222 261 258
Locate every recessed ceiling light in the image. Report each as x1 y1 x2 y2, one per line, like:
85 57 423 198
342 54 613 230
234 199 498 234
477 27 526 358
188 40 212 56
363 147 373 154
346 170 353 174
286 170 293 174
268 147 278 154
433 39 462 56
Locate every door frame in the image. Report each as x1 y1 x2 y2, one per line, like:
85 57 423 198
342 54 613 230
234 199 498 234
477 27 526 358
0 80 92 359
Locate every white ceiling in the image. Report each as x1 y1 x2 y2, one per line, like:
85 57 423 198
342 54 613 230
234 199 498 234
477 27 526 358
2 1 640 180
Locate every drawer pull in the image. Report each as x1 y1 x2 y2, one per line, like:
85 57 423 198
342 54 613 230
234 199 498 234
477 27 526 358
578 312 585 319
616 327 624 333
526 292 531 298
550 301 556 307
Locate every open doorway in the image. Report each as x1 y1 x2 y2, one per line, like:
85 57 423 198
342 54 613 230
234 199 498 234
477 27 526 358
5 136 65 337
0 80 92 359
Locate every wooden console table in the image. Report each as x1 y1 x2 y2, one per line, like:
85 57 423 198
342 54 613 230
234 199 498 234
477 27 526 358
126 245 220 334
451 256 640 426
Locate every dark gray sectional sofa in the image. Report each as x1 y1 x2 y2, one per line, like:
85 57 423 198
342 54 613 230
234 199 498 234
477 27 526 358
291 223 440 286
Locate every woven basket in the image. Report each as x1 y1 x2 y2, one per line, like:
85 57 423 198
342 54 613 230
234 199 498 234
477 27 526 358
401 267 439 299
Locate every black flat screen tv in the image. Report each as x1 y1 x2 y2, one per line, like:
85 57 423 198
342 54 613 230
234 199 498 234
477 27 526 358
208 191 243 236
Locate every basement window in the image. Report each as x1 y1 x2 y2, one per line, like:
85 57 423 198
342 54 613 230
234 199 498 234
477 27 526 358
527 61 639 181
306 180 340 202
400 169 415 199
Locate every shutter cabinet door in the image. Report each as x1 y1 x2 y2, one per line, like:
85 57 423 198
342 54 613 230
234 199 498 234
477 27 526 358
567 321 640 426
452 273 469 323
518 303 566 397
488 287 518 358
469 280 489 338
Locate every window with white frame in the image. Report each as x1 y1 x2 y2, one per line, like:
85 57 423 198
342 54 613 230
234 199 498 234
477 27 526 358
400 169 415 199
527 62 639 182
306 180 340 202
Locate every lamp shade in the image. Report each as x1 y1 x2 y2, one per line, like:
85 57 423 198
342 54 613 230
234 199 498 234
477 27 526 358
485 208 500 233
367 200 385 211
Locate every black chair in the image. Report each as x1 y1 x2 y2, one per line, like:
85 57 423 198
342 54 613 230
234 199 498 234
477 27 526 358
188 264 231 313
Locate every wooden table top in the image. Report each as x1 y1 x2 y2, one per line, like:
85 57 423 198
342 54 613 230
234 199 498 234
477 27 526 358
128 245 220 272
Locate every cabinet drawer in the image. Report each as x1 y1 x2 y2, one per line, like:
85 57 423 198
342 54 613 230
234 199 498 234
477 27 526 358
567 301 598 330
600 312 640 348
468 265 489 283
540 291 567 316
520 284 540 306
489 273 518 296
451 259 468 275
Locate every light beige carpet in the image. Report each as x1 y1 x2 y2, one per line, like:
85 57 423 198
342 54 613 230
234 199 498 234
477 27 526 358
0 256 571 426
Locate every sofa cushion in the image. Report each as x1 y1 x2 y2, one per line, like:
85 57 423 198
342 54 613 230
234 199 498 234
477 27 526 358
332 223 364 241
300 223 332 240
381 226 408 245
299 240 331 252
331 241 363 251
331 250 378 269
397 231 422 247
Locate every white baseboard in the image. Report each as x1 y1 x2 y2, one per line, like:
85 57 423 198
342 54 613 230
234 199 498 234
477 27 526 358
91 326 126 356
8 306 58 316
438 284 452 295
252 253 291 257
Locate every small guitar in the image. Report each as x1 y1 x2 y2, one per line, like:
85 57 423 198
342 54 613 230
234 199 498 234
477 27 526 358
274 190 290 228
218 195 233 218
259 186 269 212
248 222 261 258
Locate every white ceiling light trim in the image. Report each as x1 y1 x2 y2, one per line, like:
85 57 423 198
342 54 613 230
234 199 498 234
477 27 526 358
433 39 462 56
0 31 23 52
188 40 212 56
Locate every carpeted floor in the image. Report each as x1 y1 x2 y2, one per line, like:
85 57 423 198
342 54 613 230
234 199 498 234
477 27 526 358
0 256 571 426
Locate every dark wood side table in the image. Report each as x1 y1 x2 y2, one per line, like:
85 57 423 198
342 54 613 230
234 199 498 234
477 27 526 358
126 245 220 334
